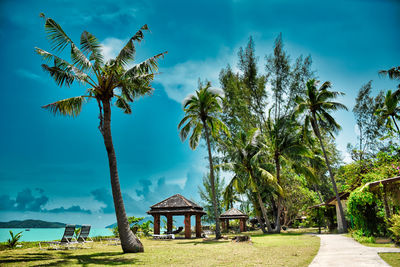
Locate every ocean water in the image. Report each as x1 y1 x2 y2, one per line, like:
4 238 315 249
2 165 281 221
0 228 113 242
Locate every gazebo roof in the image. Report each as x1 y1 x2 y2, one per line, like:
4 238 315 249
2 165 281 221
147 194 205 215
220 208 248 219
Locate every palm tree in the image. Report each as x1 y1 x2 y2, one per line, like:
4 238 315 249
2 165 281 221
375 90 400 136
379 66 400 94
178 82 230 239
264 113 314 232
295 79 348 233
220 129 280 233
36 14 166 253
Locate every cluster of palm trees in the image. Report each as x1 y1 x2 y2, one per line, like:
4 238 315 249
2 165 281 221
179 79 351 236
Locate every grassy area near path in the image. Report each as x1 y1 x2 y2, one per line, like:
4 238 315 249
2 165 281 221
379 253 400 267
0 232 319 266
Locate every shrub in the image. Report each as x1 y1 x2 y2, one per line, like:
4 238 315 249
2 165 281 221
347 187 386 236
351 229 375 243
7 231 23 249
388 214 400 244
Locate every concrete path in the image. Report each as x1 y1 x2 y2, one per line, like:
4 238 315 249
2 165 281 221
309 234 400 267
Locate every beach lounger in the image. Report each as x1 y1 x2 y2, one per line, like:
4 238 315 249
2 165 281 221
39 224 78 250
77 225 93 247
152 234 175 240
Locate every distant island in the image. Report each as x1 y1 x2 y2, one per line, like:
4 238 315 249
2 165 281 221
0 219 66 228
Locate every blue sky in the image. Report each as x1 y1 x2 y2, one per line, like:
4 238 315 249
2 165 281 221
0 0 399 227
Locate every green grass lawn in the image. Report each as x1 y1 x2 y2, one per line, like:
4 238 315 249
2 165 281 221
379 253 400 267
0 231 319 266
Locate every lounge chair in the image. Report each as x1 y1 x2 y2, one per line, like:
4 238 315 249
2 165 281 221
77 225 93 247
39 224 78 250
153 234 175 239
172 226 183 234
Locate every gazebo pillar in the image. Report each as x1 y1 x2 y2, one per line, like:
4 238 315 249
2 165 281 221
195 214 202 238
226 219 229 229
240 218 246 232
221 220 226 231
184 213 191 238
167 214 173 233
153 214 160 235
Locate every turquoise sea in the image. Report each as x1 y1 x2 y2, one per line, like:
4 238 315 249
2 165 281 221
0 228 113 242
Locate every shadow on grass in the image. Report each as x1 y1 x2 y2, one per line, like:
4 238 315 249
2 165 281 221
176 240 230 245
0 251 141 266
250 232 304 238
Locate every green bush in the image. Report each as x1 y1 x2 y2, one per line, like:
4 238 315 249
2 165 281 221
351 229 375 243
347 187 386 236
388 214 400 244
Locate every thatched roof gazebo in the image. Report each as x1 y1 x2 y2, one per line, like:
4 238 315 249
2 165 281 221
147 194 205 238
220 208 249 232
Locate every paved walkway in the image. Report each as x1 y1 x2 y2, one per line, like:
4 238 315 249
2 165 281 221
309 234 400 267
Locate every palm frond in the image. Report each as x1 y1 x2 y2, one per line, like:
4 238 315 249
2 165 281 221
80 31 104 67
124 52 167 76
115 24 149 66
42 96 89 117
115 96 132 114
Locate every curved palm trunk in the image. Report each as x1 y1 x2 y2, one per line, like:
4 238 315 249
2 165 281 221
311 113 347 233
255 191 273 233
273 154 282 233
203 123 222 239
391 115 400 135
101 100 144 253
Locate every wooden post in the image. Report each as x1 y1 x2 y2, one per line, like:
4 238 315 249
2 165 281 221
167 214 173 233
185 213 191 239
196 214 202 238
383 184 391 219
154 214 160 235
221 220 226 231
226 219 229 230
240 219 245 232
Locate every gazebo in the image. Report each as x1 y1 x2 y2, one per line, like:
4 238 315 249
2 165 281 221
147 194 205 239
220 208 248 232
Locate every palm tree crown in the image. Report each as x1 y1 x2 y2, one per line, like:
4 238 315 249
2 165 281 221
36 14 166 118
375 90 400 135
178 82 230 148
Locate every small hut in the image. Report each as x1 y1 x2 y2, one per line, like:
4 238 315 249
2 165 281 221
147 194 205 239
220 208 248 232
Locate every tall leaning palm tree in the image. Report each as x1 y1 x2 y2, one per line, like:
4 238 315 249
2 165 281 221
36 14 166 253
178 82 230 239
295 79 348 233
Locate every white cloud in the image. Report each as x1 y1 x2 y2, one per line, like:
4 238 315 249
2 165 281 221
16 69 42 82
158 47 236 103
101 38 127 62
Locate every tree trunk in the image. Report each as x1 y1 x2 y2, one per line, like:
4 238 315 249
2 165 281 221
274 154 282 233
203 123 221 239
391 115 400 135
256 191 273 233
311 113 347 233
101 99 144 253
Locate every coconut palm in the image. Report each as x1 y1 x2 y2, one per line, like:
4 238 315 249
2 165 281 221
36 14 166 253
219 129 281 233
263 113 314 232
178 82 230 239
295 79 348 233
379 66 400 94
375 90 400 136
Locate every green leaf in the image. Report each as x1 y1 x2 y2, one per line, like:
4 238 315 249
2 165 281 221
42 96 89 117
